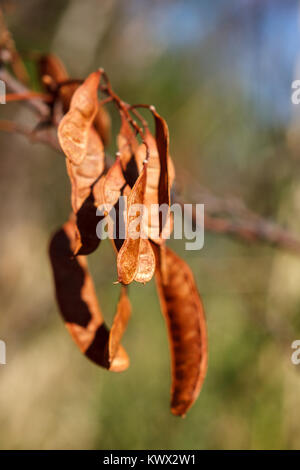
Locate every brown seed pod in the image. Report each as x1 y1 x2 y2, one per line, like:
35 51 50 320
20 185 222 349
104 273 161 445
58 70 101 165
108 286 131 366
134 238 155 284
117 165 147 285
39 53 77 111
66 127 105 255
49 218 129 372
39 53 69 84
135 127 175 186
50 66 208 415
135 128 173 243
117 112 140 188
102 155 126 210
151 107 170 208
155 246 208 416
94 104 111 147
66 128 105 213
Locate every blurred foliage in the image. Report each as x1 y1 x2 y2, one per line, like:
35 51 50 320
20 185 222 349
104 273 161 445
1 0 300 450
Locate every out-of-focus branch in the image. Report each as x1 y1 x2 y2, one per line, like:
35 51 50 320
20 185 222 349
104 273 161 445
0 8 29 84
204 214 300 253
0 67 50 117
1 66 300 256
178 201 300 255
0 61 58 149
0 119 60 151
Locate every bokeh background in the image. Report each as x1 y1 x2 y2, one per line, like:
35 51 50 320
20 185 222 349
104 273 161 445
1 0 300 450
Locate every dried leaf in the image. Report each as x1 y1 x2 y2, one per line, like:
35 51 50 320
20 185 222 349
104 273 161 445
58 70 101 165
49 218 129 372
155 246 208 416
117 165 147 284
108 286 131 365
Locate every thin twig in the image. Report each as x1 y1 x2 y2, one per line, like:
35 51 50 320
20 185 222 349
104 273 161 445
0 119 60 151
5 91 53 102
0 67 50 117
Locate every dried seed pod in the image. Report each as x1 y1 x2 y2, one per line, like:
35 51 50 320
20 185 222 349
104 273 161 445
101 112 141 245
66 127 105 255
150 108 176 241
108 286 131 365
67 128 105 213
101 150 128 255
158 243 168 285
109 191 127 254
155 246 208 416
49 218 129 372
167 155 175 190
39 53 79 116
102 155 126 209
135 129 175 188
40 54 109 125
58 70 101 165
108 185 155 284
134 238 155 284
152 108 170 209
117 112 139 187
94 104 111 147
135 126 173 243
117 165 147 285
39 53 69 85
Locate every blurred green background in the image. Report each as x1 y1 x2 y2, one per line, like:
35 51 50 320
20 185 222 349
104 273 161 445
1 0 300 450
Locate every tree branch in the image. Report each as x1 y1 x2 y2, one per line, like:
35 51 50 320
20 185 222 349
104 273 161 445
0 67 50 118
0 119 60 151
178 201 300 255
